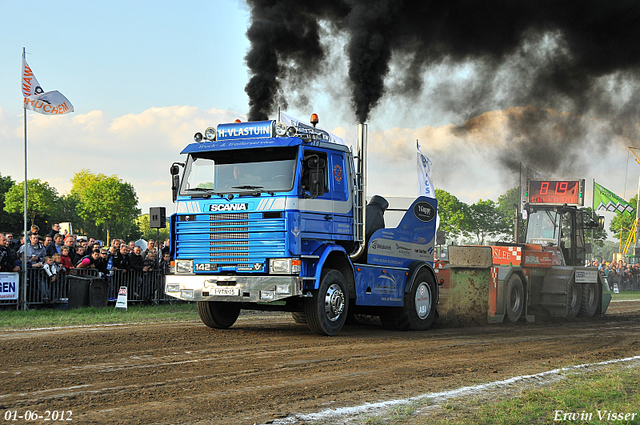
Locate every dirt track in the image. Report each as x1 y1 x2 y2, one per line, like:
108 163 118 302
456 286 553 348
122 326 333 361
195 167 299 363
1 301 639 425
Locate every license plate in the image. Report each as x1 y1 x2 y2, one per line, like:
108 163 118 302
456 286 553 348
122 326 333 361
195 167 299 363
211 288 240 296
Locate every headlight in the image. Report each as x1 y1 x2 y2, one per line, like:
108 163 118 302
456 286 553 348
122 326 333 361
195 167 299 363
175 259 194 274
166 284 180 293
269 258 301 274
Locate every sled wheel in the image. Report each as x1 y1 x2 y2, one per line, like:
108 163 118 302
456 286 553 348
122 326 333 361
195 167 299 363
291 311 307 324
197 301 241 329
304 269 348 336
380 268 437 331
505 274 525 323
579 283 599 317
566 280 582 318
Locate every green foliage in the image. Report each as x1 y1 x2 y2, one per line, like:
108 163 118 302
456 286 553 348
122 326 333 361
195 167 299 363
610 194 638 242
435 189 467 238
71 170 141 241
0 174 22 233
581 207 607 248
137 213 170 241
496 187 522 242
462 199 508 244
3 178 59 226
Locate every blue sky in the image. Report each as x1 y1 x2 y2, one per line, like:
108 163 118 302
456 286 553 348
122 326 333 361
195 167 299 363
0 0 637 240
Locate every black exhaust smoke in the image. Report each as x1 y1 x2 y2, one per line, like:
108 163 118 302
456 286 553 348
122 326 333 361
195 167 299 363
244 0 640 170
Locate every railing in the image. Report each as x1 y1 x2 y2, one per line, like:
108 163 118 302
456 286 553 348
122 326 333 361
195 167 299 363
0 268 177 309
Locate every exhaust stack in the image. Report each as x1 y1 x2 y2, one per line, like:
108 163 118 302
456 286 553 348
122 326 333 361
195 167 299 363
350 123 367 260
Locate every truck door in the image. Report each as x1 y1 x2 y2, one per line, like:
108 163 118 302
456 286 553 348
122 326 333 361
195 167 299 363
299 149 332 237
330 152 352 238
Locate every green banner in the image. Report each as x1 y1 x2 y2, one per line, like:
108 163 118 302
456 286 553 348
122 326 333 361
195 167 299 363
593 182 635 215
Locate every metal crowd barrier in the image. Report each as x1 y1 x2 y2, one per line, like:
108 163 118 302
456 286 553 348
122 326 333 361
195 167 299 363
0 267 174 309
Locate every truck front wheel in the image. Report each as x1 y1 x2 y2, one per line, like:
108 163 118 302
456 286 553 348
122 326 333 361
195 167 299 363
579 283 599 317
198 301 241 329
305 269 348 336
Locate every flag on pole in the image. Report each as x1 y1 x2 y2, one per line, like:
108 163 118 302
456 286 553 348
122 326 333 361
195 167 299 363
22 57 74 115
593 182 635 215
417 142 435 198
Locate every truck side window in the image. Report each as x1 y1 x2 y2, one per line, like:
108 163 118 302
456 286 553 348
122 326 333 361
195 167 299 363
302 151 328 197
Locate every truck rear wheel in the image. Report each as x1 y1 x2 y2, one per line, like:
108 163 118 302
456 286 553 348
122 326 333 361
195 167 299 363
380 268 437 331
304 269 348 336
505 274 524 323
198 301 241 329
579 283 599 317
567 280 582 318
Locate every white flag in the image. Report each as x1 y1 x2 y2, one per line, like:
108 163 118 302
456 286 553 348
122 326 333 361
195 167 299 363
417 143 435 198
22 57 74 116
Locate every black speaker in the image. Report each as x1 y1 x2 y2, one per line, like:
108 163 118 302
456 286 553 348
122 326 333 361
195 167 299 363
150 207 166 228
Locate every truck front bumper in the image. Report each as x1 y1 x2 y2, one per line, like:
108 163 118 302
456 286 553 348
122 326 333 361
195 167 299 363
165 274 304 303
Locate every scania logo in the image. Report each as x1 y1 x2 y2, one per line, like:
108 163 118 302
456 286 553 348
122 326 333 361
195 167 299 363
414 201 435 222
210 203 249 212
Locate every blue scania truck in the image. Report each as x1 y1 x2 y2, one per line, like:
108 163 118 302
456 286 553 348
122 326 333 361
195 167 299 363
164 113 438 335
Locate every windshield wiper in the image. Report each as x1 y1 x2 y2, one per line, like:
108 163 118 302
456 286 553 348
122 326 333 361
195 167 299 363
232 185 264 190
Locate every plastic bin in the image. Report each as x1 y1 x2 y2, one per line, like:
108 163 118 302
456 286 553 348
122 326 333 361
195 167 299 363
67 276 107 309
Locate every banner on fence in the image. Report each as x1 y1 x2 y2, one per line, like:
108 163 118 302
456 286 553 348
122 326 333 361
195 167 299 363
0 273 19 300
115 286 128 310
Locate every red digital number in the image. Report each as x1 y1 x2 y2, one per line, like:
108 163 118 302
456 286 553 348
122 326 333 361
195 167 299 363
555 182 568 195
540 182 549 195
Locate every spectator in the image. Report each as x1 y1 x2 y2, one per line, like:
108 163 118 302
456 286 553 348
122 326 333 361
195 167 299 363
47 222 61 238
1 233 20 271
112 245 130 271
128 240 136 251
159 252 171 274
143 239 156 259
129 246 146 273
64 236 76 259
44 235 57 257
161 238 170 258
30 224 39 235
87 237 97 252
72 245 86 266
18 233 46 267
76 249 100 269
96 248 109 276
42 256 59 301
6 233 19 252
0 234 20 272
53 234 64 254
60 246 74 271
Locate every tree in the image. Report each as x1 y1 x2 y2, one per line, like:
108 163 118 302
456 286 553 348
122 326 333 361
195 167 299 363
610 194 638 244
496 187 522 242
435 189 467 239
581 207 607 248
137 213 170 241
72 171 141 242
0 174 22 233
4 179 59 227
462 199 507 244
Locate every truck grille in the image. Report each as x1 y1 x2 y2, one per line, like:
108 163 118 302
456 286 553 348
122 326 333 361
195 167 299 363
176 210 286 270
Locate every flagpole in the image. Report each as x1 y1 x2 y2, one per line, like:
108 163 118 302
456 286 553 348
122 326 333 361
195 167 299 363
22 47 28 311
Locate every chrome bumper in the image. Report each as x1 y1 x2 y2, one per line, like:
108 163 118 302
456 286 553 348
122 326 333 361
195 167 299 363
165 274 304 302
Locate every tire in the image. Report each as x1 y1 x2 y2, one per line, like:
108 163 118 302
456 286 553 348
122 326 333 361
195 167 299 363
566 280 582 318
197 301 241 329
380 268 437 331
579 283 599 317
291 311 307 324
304 269 348 336
505 274 525 323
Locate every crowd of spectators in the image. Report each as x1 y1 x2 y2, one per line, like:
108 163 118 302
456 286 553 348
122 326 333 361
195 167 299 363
0 221 172 301
590 259 640 291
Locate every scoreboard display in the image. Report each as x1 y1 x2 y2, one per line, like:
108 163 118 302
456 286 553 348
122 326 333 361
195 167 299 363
527 179 584 206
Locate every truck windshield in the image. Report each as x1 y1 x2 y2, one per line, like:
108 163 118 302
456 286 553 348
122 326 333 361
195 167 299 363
525 210 559 246
180 147 298 195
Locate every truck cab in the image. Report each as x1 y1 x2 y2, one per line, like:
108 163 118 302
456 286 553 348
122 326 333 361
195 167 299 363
165 115 439 335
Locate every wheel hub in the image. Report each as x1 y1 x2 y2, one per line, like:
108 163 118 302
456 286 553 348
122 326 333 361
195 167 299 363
415 282 432 319
324 283 345 322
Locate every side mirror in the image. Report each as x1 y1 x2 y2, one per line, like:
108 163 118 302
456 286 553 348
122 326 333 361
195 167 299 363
170 163 184 202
